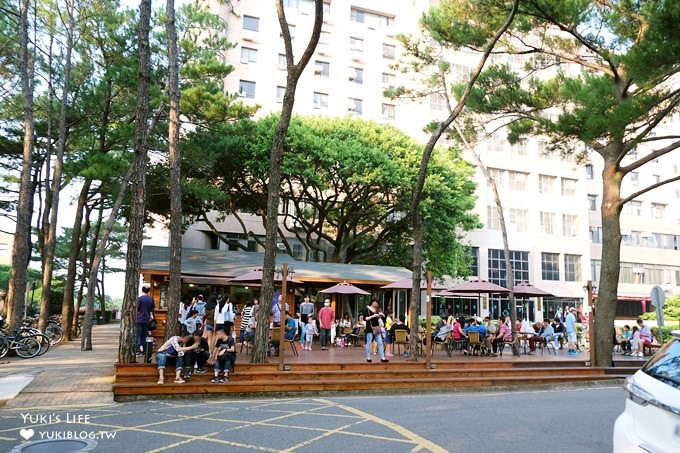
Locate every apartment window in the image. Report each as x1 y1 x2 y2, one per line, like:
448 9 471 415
278 53 287 70
323 1 330 15
468 247 479 277
591 259 601 282
654 174 661 184
540 212 556 235
238 80 256 99
589 226 602 243
486 205 501 230
313 92 328 109
630 171 639 186
564 255 581 282
508 208 528 233
381 103 395 120
511 141 527 156
651 203 666 219
350 7 394 28
348 98 362 115
508 171 528 191
585 164 594 179
488 249 529 287
430 93 447 112
319 31 330 44
243 15 259 31
487 135 503 153
0 242 7 252
561 178 577 197
349 67 363 84
562 214 578 237
488 168 505 189
382 72 395 87
292 243 304 259
624 200 642 216
314 60 329 77
587 194 598 211
287 24 296 39
541 253 560 281
382 43 396 59
538 140 548 157
240 47 258 63
538 175 556 194
276 86 285 103
349 36 363 51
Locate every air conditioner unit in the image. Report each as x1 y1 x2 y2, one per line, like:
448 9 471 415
314 68 322 75
276 242 286 251
292 219 303 229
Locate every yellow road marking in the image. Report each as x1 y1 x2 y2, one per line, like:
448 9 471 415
279 421 357 452
316 399 449 453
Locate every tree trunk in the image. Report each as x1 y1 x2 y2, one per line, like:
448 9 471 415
594 150 623 367
5 0 35 333
38 0 75 333
252 0 323 362
163 0 182 341
82 166 134 351
119 0 152 364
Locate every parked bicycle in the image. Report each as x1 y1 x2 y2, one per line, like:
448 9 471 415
0 332 41 358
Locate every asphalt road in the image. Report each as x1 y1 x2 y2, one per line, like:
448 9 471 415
0 385 625 453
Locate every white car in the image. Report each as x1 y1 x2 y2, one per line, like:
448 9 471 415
614 330 680 452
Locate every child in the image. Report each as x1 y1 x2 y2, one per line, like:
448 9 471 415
630 326 642 358
181 309 199 335
621 325 633 355
304 314 318 351
209 327 235 383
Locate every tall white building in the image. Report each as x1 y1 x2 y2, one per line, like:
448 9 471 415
202 0 680 320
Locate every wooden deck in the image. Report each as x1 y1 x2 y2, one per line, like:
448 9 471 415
113 344 640 400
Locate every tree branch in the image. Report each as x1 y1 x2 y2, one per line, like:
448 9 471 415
619 175 680 206
621 139 680 174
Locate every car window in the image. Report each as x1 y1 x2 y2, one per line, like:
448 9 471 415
643 339 680 390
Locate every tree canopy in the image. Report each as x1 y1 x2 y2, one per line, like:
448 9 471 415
147 115 480 277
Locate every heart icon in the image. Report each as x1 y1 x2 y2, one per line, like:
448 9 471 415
19 428 34 441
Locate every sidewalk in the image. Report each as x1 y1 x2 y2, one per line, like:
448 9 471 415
0 323 119 409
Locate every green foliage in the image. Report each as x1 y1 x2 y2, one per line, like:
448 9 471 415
641 295 680 321
0 264 42 293
148 115 479 277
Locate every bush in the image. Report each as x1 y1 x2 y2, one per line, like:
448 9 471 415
419 316 440 330
651 326 680 343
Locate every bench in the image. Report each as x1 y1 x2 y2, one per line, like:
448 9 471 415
643 343 661 356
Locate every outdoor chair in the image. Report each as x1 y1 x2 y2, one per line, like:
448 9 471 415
538 335 556 356
431 332 451 356
270 329 298 357
392 329 409 355
449 336 468 356
340 326 353 345
498 335 518 357
348 327 365 347
466 331 485 356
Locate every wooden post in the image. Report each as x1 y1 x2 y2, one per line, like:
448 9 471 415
425 271 432 369
278 264 288 371
587 280 595 366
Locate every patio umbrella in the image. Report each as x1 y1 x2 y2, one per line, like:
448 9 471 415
319 281 370 295
380 278 448 290
449 279 509 294
229 269 303 284
512 282 553 297
513 282 553 321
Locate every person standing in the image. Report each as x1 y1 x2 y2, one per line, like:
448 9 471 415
362 299 388 363
299 296 314 348
565 307 578 356
318 299 334 351
239 301 254 346
272 294 289 327
136 285 155 356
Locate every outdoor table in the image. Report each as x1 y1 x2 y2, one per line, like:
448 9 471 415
519 332 535 355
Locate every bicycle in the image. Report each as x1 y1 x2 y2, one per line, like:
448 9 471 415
0 333 41 358
14 325 51 356
45 316 64 345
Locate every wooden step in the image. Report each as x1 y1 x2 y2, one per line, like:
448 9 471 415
113 374 621 398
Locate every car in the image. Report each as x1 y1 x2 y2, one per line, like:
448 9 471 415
613 330 680 452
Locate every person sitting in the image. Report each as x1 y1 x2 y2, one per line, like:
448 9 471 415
620 325 633 355
390 315 410 356
464 317 487 355
491 318 512 355
284 311 297 341
528 319 554 353
636 319 653 350
155 332 193 385
183 329 209 380
209 327 235 383
551 317 565 349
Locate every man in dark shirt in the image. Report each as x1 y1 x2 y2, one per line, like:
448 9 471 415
136 286 155 355
184 330 210 380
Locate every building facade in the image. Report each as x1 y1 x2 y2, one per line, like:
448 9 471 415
198 0 680 320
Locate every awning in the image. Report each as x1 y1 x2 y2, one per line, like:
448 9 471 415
182 275 234 286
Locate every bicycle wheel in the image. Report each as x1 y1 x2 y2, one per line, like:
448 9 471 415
0 336 9 358
72 325 81 338
16 337 41 358
45 324 64 345
32 334 51 356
